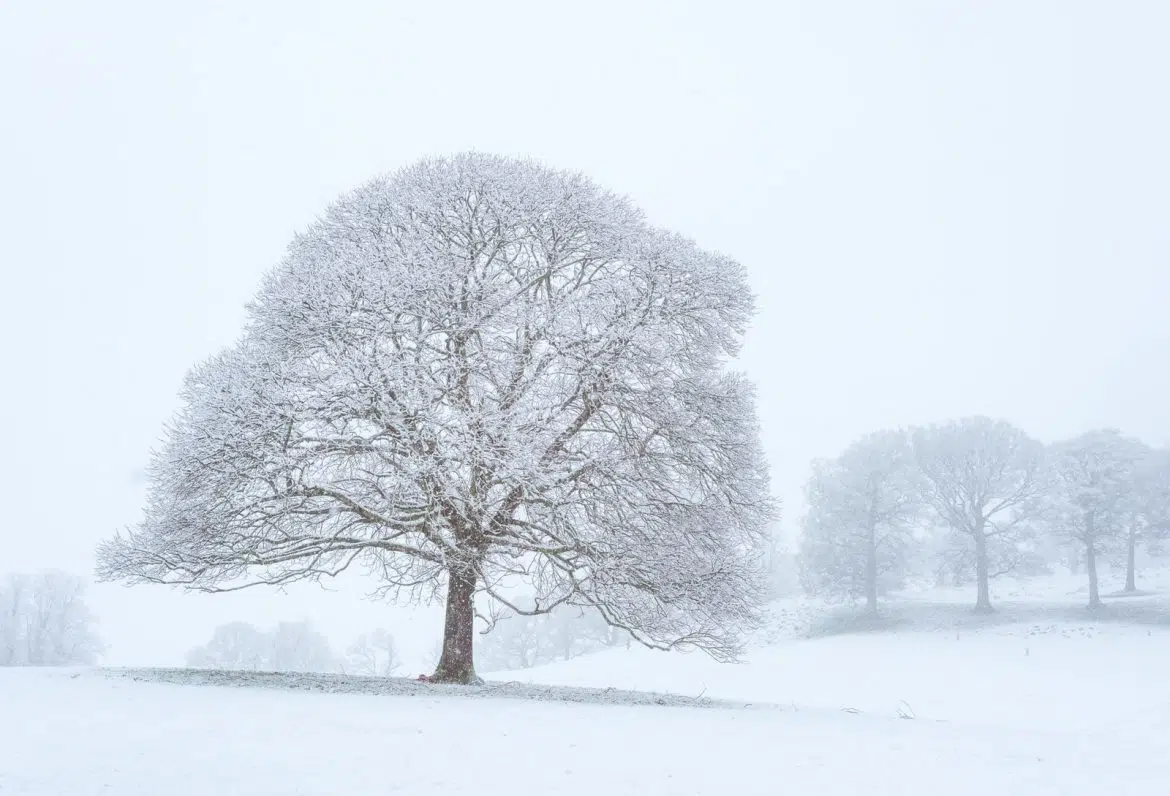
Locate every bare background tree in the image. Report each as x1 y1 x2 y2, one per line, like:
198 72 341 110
479 611 544 671
185 622 269 671
0 572 102 666
1044 430 1148 608
798 430 923 613
343 628 400 677
186 620 336 673
761 525 801 598
912 418 1045 613
797 424 1170 611
1118 446 1170 592
475 600 626 672
97 153 774 683
268 621 337 673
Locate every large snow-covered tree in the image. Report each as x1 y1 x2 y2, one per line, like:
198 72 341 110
912 417 1045 613
96 153 774 683
1045 429 1147 607
798 429 923 613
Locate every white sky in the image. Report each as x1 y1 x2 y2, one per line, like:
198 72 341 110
2 0 1167 666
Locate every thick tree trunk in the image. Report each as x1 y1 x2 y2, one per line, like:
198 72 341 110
430 565 480 684
973 526 993 614
865 528 879 615
1124 529 1138 592
1086 542 1101 609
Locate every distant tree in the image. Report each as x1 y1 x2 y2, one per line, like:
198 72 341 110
344 628 399 677
96 153 775 683
762 525 801 598
913 418 1045 613
477 597 545 671
186 620 335 672
1045 430 1147 607
544 607 615 661
269 620 336 673
920 523 976 588
425 639 444 674
368 628 400 675
185 621 269 670
342 637 373 676
476 600 628 672
0 572 102 666
581 608 629 649
798 430 923 613
1118 447 1170 592
1025 533 1074 577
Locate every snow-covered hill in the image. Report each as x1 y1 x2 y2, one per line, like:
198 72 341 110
3 567 1168 794
504 618 1168 731
499 565 1170 727
2 657 1164 796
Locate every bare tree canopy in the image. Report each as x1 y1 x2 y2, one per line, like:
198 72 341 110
1124 447 1170 589
798 424 1170 610
1045 429 1149 607
344 628 399 677
798 429 923 613
913 417 1045 613
97 153 774 682
187 620 336 673
0 572 103 666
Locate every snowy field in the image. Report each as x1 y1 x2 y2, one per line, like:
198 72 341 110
4 574 1169 795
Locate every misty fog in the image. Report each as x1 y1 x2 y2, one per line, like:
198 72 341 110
2 2 1168 794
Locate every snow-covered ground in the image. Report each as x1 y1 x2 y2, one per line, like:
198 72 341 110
3 661 1161 796
4 571 1169 794
507 618 1169 731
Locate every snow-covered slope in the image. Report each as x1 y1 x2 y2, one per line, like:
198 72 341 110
4 570 1169 794
1 663 1163 796
503 621 1168 731
505 570 1170 732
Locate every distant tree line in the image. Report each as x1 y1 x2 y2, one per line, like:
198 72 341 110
184 603 640 678
186 621 401 676
185 620 335 673
185 603 634 676
798 417 1170 612
475 602 629 672
0 571 102 665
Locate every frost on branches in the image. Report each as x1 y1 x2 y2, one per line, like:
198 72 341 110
96 154 774 683
798 430 923 614
1044 430 1149 608
1123 447 1170 591
0 572 103 666
913 417 1045 613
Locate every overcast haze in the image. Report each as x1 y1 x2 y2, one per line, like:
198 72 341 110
2 0 1167 665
